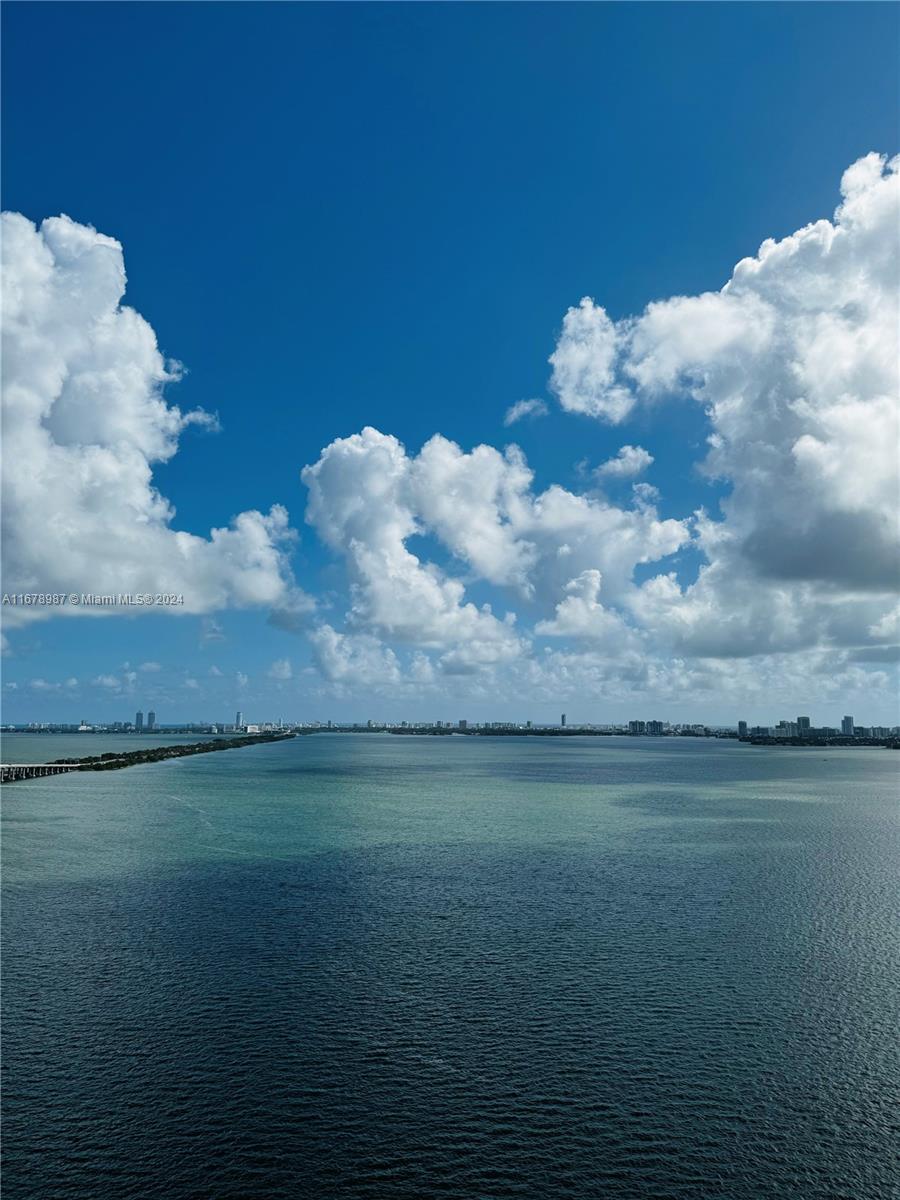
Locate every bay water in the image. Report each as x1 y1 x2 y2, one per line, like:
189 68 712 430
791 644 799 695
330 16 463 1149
3 734 898 1198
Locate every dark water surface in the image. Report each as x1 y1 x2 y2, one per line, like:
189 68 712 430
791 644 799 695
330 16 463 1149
3 735 899 1198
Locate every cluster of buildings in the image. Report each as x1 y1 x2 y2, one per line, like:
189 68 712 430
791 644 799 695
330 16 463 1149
297 718 750 737
303 714 899 742
8 711 898 744
737 715 897 740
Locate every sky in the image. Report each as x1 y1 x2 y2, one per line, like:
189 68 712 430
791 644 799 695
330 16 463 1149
1 2 898 727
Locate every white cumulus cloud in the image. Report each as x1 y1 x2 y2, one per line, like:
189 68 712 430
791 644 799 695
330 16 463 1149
551 153 900 659
549 298 635 422
301 426 689 680
1 212 299 627
504 397 548 426
595 445 654 479
308 625 402 687
535 570 638 646
302 428 527 670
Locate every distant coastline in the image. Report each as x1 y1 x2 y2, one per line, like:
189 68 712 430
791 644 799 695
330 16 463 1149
0 733 295 784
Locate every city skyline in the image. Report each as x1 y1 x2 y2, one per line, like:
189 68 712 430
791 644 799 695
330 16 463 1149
7 708 898 739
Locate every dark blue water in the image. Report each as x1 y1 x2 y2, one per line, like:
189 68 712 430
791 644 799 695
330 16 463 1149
3 736 899 1198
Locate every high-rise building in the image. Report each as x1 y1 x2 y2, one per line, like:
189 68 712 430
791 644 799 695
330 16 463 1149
738 720 748 737
135 710 144 732
841 715 854 736
147 710 156 731
628 720 646 735
458 719 467 730
561 714 566 727
235 710 243 729
646 720 664 735
797 716 811 733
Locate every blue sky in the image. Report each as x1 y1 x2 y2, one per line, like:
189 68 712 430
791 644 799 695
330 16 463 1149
2 3 898 726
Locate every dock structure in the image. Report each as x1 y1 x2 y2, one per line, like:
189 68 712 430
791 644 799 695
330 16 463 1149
1 762 94 784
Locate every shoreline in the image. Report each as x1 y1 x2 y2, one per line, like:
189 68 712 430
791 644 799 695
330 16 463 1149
0 733 296 783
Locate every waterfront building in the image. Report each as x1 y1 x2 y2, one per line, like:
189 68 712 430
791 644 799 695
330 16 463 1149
235 710 243 730
797 716 811 733
841 715 854 736
147 710 156 731
738 720 748 737
561 714 566 727
135 710 144 733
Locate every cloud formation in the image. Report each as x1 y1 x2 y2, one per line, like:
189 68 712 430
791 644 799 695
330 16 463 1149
301 426 688 677
549 299 635 422
298 155 897 705
267 658 293 681
4 157 896 717
302 428 528 671
595 445 654 479
504 397 548 426
535 570 637 646
308 625 402 687
549 152 900 664
1 213 299 625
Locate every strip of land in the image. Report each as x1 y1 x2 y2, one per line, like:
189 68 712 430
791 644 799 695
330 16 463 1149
0 733 295 783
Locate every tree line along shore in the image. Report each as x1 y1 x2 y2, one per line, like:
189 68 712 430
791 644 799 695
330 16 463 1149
52 732 296 771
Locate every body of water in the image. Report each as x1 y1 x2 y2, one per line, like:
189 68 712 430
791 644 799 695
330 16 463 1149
3 735 898 1198
0 731 249 765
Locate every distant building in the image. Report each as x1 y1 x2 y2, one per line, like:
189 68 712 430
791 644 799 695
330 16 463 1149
841 715 854 736
526 720 532 729
147 710 156 732
458 719 467 730
235 710 243 729
135 710 144 733
797 716 811 733
646 720 664 735
737 720 748 738
561 714 566 727
628 720 646 735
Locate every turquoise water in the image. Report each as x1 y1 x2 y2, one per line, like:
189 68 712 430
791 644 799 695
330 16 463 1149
0 731 234 765
3 735 899 1197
